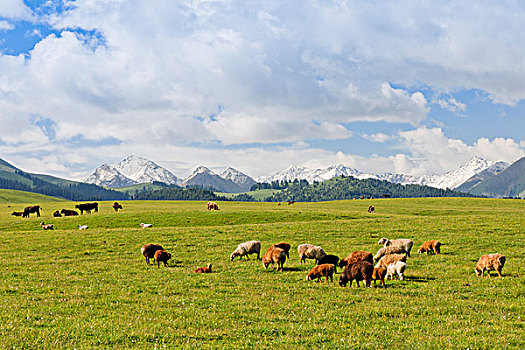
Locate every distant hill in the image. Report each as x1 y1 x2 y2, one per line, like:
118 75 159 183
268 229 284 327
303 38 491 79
0 158 129 201
182 166 252 193
468 157 525 198
0 189 67 203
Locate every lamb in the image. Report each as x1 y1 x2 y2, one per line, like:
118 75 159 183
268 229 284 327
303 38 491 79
141 243 165 265
262 247 286 271
339 251 373 268
372 267 386 286
386 261 406 281
194 263 212 273
374 254 407 269
78 225 89 230
154 250 171 269
378 237 414 257
40 222 53 230
418 240 441 255
307 264 335 283
140 223 153 228
230 240 261 261
297 244 326 264
272 242 291 258
339 261 373 288
317 254 340 273
475 253 506 277
373 245 408 263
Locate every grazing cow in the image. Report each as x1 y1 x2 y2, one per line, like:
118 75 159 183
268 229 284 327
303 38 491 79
278 202 281 206
23 205 41 218
382 194 391 198
53 210 62 217
11 211 24 217
75 202 98 214
112 202 123 212
140 223 153 228
194 263 212 273
141 244 164 265
40 222 53 230
207 201 220 210
288 201 295 205
154 250 171 269
60 209 79 216
368 205 375 213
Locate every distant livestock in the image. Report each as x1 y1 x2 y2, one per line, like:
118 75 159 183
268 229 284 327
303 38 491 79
317 254 340 273
288 201 295 205
140 223 153 228
113 202 123 212
53 210 62 217
418 240 441 255
154 250 171 269
372 267 386 286
11 211 24 217
475 253 506 277
272 242 291 258
378 237 414 257
368 205 375 213
40 222 53 230
78 225 89 230
230 240 261 261
339 261 373 288
307 264 335 283
141 244 165 265
207 201 220 210
194 263 212 273
75 202 98 214
386 261 406 281
60 209 78 216
23 205 41 218
339 251 373 268
375 254 407 269
262 246 286 271
373 245 409 263
297 244 326 264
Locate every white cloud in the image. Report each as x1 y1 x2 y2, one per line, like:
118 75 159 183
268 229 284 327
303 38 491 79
0 0 32 20
361 132 392 143
438 97 466 114
0 21 14 31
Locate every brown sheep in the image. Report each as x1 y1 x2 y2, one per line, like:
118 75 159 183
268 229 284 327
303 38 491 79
307 264 335 283
262 247 286 271
40 222 53 230
339 251 373 268
372 267 386 287
475 253 506 277
418 240 441 254
374 254 407 269
141 243 165 265
339 261 373 288
272 242 291 258
194 263 212 273
154 250 171 269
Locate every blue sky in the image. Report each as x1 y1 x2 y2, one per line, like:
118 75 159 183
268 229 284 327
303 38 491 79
0 0 524 180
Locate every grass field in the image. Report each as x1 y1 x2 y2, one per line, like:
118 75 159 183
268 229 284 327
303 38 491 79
0 195 524 349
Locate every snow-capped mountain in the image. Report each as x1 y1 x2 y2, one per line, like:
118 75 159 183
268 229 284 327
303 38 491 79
257 165 361 184
220 167 256 192
84 156 178 188
114 156 178 185
182 166 248 193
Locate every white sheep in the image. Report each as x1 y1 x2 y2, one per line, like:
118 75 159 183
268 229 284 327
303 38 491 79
230 240 261 261
78 224 88 230
378 237 414 257
386 261 406 281
298 244 326 264
373 245 408 263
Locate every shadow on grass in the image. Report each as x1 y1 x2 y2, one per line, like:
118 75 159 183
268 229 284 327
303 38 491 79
403 275 435 282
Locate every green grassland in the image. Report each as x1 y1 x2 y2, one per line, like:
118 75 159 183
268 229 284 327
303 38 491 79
0 189 67 204
217 188 280 201
0 196 524 349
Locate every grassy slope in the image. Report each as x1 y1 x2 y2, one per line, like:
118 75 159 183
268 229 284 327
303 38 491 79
0 189 67 203
0 198 524 348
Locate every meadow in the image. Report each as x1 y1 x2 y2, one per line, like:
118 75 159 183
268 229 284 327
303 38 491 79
0 193 524 349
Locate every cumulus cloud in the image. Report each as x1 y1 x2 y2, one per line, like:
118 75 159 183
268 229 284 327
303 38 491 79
0 0 32 20
438 97 466 114
361 132 392 143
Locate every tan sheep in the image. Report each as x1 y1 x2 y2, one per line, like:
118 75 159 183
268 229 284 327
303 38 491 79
272 242 291 258
307 264 335 283
373 245 408 263
378 237 414 257
372 267 386 287
154 250 171 269
418 240 441 254
230 240 261 261
262 247 286 271
194 263 212 273
374 254 407 269
475 253 506 277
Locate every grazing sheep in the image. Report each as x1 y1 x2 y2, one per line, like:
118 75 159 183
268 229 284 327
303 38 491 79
140 223 153 228
418 240 441 255
373 245 408 263
317 254 340 273
230 240 261 261
262 247 286 271
78 225 89 230
475 253 506 277
378 237 414 257
194 263 212 273
372 267 386 286
374 254 407 269
307 264 335 283
297 244 326 264
272 242 291 258
386 261 406 280
40 222 53 230
11 211 24 217
339 261 373 288
154 250 171 269
339 251 373 268
141 243 165 265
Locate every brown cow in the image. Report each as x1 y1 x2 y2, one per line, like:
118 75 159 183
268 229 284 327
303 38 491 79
23 205 41 218
154 250 171 269
207 201 220 210
60 209 79 216
113 202 123 212
75 202 98 214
